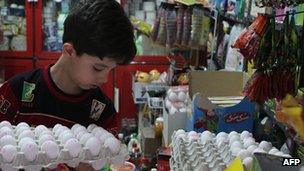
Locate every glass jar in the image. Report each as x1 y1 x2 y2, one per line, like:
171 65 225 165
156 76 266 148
154 117 164 138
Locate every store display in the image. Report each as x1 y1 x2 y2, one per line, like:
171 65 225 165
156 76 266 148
0 1 27 51
170 130 291 170
0 121 128 170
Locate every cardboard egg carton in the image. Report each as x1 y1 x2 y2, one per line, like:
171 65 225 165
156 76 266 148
170 130 292 171
0 122 128 171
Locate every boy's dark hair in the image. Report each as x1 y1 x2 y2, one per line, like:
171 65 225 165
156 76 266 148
63 0 136 65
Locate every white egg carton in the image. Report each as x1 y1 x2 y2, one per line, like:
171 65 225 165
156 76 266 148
0 121 128 171
170 129 292 171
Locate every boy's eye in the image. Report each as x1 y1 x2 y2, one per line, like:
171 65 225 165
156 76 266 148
93 66 103 71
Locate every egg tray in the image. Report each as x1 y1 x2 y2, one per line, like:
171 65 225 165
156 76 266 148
169 130 291 171
0 144 128 171
170 135 229 171
0 124 128 171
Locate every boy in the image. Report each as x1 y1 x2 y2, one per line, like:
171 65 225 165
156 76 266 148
0 0 136 133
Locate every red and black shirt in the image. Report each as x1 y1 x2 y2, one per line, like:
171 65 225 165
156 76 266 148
0 65 117 131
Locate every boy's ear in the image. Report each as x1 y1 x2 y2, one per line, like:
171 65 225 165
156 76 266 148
62 43 76 57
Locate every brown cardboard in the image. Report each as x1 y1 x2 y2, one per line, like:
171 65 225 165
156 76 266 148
189 71 249 97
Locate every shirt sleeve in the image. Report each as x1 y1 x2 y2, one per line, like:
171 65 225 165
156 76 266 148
0 81 19 121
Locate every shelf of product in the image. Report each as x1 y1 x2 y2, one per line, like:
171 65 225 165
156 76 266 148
41 0 74 52
170 129 291 171
0 0 34 58
0 121 127 171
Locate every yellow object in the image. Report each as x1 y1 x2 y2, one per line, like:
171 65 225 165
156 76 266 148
225 157 244 171
149 69 160 81
282 106 304 139
136 71 150 83
282 94 299 107
130 17 152 36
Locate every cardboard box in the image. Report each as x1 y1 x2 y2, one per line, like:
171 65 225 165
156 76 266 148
189 71 249 97
140 127 162 157
162 110 187 147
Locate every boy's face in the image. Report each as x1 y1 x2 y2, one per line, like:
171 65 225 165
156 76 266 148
69 53 117 90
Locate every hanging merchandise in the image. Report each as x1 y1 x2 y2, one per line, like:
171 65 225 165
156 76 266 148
255 0 304 8
166 6 177 48
225 24 245 71
232 14 268 60
181 6 193 47
175 6 185 46
190 6 204 48
156 3 168 46
243 13 298 104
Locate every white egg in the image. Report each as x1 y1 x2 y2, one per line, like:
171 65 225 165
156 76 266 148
268 148 280 155
243 138 256 148
87 124 97 132
168 92 178 102
54 126 69 137
165 99 172 109
189 135 200 141
175 129 185 137
0 127 14 138
39 130 53 137
18 137 35 147
230 141 243 150
228 131 239 139
242 157 253 170
76 130 87 140
20 141 38 162
38 134 55 145
92 127 105 135
259 141 272 152
73 126 86 135
176 133 186 140
229 135 241 145
1 144 17 163
80 133 94 144
169 106 178 115
177 91 186 101
18 130 35 140
41 140 59 159
188 131 197 137
94 129 108 138
16 122 30 130
240 131 252 140
231 147 242 156
59 133 75 144
179 107 187 113
252 148 266 154
247 145 258 154
0 135 16 147
52 124 63 132
16 126 30 136
237 149 251 160
71 124 82 132
99 133 114 144
216 132 228 139
64 138 81 158
58 130 73 140
104 137 121 154
34 125 48 135
85 137 101 156
0 121 12 128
